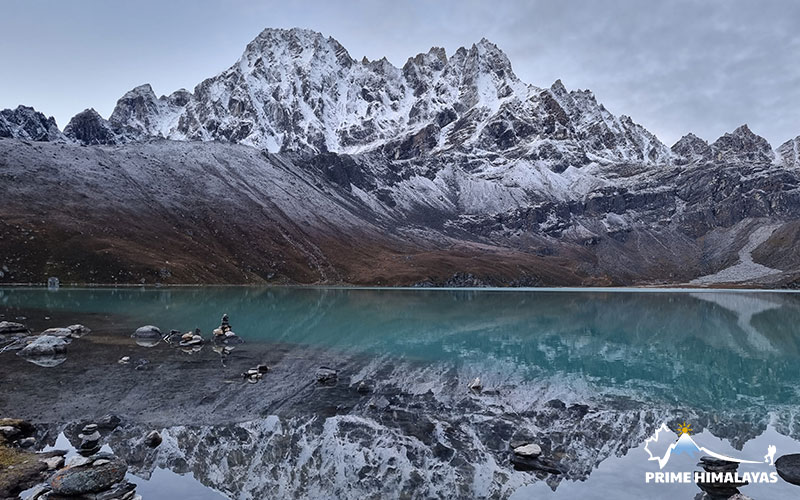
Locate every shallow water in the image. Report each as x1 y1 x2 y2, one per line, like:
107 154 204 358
2 287 800 499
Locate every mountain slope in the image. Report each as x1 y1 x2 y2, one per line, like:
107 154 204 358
1 27 800 286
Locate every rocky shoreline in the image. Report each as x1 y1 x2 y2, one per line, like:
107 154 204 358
2 308 800 499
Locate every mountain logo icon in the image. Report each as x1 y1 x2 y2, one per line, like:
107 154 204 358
644 422 768 469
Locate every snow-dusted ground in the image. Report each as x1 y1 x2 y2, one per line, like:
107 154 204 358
691 225 783 285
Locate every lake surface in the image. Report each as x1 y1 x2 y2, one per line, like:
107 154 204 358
2 287 800 499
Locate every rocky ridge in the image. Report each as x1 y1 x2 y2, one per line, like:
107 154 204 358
2 28 800 286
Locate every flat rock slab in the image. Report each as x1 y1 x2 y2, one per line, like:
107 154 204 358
50 455 127 495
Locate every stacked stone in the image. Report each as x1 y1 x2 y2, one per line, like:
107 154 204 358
695 456 748 499
78 423 101 456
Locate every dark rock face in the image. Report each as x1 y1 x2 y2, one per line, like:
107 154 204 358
710 124 774 164
3 28 800 287
0 105 64 141
672 133 711 162
63 109 119 145
778 136 800 168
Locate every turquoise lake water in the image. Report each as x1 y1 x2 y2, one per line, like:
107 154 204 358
3 286 800 499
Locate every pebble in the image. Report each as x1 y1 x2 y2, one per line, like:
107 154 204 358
118 356 130 364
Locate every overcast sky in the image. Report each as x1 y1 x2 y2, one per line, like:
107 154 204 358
1 0 798 147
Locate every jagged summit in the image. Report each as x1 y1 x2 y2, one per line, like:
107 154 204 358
672 133 712 162
710 124 774 164
2 27 795 174
0 105 64 142
63 108 118 145
0 27 661 166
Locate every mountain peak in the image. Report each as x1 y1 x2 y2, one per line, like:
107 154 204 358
712 124 773 164
672 133 711 162
0 105 64 142
64 108 119 145
240 26 353 71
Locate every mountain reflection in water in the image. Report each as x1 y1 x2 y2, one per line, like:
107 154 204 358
2 287 800 499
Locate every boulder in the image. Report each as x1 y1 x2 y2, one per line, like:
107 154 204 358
49 454 127 495
40 327 74 338
131 325 161 347
0 321 29 334
776 454 800 486
18 335 68 357
67 324 91 338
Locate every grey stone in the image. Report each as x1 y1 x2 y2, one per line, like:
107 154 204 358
513 443 542 457
18 335 68 357
0 321 28 334
49 455 127 495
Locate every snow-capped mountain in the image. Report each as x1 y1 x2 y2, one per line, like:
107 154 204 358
1 27 800 286
0 105 65 142
63 28 672 167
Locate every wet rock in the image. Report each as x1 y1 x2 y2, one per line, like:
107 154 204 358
214 333 244 345
16 336 68 367
357 381 371 394
179 334 203 347
0 321 28 334
49 454 127 495
143 430 162 448
163 329 182 343
316 367 338 384
513 443 542 458
67 324 91 338
118 356 130 364
257 364 270 374
40 327 74 338
131 325 161 347
18 335 68 357
133 359 149 371
775 454 800 486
